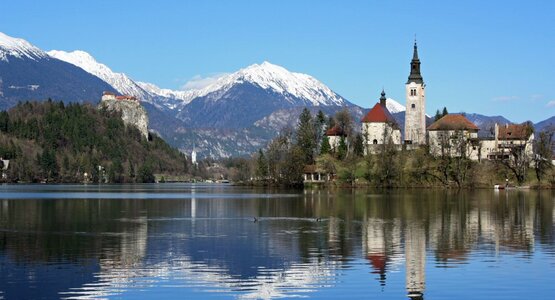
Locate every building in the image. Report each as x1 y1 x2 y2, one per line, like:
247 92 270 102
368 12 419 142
325 125 347 152
302 165 334 183
361 90 402 154
101 91 139 102
490 123 534 160
404 42 427 145
427 114 480 159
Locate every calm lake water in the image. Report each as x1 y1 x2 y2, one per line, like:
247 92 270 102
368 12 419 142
0 184 554 300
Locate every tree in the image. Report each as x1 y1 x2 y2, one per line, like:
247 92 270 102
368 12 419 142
256 149 269 179
374 127 400 187
442 107 449 117
295 108 317 164
434 109 442 121
108 158 124 183
533 130 554 182
314 110 327 153
138 164 155 183
498 123 534 185
353 133 364 157
334 108 353 158
38 149 58 181
337 136 347 160
320 135 331 155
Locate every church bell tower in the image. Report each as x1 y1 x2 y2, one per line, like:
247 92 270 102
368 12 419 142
404 41 426 144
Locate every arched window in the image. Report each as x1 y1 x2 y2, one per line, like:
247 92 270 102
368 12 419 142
373 139 378 144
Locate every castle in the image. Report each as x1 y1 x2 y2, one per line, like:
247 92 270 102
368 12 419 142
99 91 149 139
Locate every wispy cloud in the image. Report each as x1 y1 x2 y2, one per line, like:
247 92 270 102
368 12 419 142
492 95 519 102
181 73 229 91
530 94 544 101
546 100 555 108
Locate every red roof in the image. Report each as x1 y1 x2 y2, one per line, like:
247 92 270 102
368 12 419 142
103 91 115 96
115 95 138 101
427 114 479 131
498 123 533 140
361 103 398 126
325 125 346 136
367 254 386 273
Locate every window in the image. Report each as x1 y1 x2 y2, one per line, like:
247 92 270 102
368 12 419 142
410 88 417 96
411 104 416 109
373 139 378 144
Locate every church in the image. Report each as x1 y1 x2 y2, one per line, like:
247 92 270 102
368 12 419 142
361 41 426 152
359 41 536 164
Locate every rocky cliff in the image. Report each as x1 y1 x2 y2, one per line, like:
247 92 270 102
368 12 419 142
99 99 149 139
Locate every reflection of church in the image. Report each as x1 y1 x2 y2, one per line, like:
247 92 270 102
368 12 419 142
363 218 426 299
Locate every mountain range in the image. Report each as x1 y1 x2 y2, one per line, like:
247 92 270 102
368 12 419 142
1 32 553 158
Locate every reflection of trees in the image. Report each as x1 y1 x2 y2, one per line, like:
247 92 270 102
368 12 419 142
0 189 554 299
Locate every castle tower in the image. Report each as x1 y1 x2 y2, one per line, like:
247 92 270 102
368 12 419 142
404 41 426 144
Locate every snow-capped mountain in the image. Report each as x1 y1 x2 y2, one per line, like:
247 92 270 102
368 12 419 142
385 98 405 114
136 81 191 106
0 32 48 62
187 62 347 106
0 32 115 109
172 62 354 128
47 50 151 100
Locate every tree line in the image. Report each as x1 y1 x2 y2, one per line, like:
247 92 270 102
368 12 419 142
0 100 190 183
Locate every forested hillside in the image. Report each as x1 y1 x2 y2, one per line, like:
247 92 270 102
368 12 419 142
0 100 189 183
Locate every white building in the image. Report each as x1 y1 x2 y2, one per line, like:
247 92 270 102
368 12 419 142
404 42 427 145
361 90 402 155
427 114 480 159
325 125 346 152
486 123 534 160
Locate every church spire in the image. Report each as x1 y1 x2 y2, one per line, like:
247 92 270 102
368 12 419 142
380 89 387 107
407 41 423 84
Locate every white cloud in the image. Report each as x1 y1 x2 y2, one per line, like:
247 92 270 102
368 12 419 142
546 100 555 107
492 95 519 102
181 73 229 91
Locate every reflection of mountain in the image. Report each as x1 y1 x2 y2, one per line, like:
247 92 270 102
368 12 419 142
0 187 554 299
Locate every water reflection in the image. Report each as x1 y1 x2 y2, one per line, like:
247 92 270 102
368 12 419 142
0 185 554 299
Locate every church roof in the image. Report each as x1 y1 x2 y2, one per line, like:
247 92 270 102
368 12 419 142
427 114 479 131
407 41 424 84
498 123 533 140
361 102 398 127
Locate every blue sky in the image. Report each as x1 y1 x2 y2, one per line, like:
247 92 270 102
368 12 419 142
1 0 554 122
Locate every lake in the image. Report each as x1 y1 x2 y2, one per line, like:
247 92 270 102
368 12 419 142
0 184 554 299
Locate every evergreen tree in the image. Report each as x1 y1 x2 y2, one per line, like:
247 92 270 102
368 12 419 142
138 164 155 183
337 136 347 160
434 109 442 121
295 108 317 164
320 135 331 155
256 149 269 179
354 133 364 157
442 107 449 117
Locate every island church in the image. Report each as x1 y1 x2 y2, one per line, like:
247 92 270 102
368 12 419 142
361 41 426 152
358 41 536 163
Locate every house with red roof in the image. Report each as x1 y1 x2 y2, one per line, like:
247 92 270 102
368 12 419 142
481 123 535 161
325 125 347 152
427 114 480 159
361 90 401 154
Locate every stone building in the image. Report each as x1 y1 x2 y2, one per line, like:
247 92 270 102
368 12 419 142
427 114 480 159
404 42 427 145
361 90 402 154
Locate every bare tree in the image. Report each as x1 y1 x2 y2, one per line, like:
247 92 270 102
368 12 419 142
534 129 554 182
